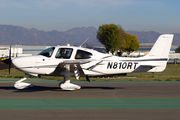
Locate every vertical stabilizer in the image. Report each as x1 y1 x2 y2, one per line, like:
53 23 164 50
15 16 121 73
145 34 174 59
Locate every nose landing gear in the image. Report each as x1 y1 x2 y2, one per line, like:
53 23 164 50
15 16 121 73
14 75 33 89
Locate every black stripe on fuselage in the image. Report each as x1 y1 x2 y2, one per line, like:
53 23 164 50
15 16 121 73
20 65 58 69
103 58 168 62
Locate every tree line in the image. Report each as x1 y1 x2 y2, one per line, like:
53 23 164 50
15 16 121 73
96 24 139 55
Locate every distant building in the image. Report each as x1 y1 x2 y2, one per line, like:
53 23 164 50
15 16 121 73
138 43 178 51
169 51 180 59
0 45 51 57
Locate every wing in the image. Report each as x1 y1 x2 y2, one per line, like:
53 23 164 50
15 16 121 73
51 59 102 80
51 60 84 79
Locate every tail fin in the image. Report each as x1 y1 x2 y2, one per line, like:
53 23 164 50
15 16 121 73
145 34 174 59
141 34 174 72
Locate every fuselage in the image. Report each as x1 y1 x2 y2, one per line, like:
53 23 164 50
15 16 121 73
12 45 167 77
10 34 174 91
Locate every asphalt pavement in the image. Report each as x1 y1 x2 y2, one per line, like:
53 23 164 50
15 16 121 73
0 79 180 120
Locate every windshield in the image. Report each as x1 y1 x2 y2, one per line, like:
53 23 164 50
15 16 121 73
38 47 55 57
55 48 73 59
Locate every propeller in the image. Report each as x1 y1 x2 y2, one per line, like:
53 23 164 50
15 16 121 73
0 45 12 74
8 45 11 74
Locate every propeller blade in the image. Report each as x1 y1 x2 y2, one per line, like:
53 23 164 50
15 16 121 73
8 45 11 74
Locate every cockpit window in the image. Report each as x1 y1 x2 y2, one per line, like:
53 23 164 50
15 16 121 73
38 47 55 57
55 48 73 59
75 50 92 59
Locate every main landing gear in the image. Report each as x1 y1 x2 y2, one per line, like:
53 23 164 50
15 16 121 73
59 78 81 91
59 64 81 90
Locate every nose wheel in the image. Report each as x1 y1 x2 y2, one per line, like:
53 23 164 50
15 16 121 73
14 76 33 89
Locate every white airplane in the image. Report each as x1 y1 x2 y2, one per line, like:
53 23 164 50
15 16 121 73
10 34 173 90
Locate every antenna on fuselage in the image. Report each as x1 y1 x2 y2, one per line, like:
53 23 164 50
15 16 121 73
79 37 89 47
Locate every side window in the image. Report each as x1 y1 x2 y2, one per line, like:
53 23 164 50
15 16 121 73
55 48 73 59
38 47 55 57
75 50 92 59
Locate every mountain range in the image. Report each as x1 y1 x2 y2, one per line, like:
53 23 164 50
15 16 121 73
0 24 179 46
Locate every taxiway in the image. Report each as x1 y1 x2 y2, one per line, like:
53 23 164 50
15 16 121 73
0 79 180 120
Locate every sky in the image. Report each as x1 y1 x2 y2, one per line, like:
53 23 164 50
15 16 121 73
0 0 180 33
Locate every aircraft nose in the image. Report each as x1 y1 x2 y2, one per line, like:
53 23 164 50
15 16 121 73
12 57 22 68
12 56 36 69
